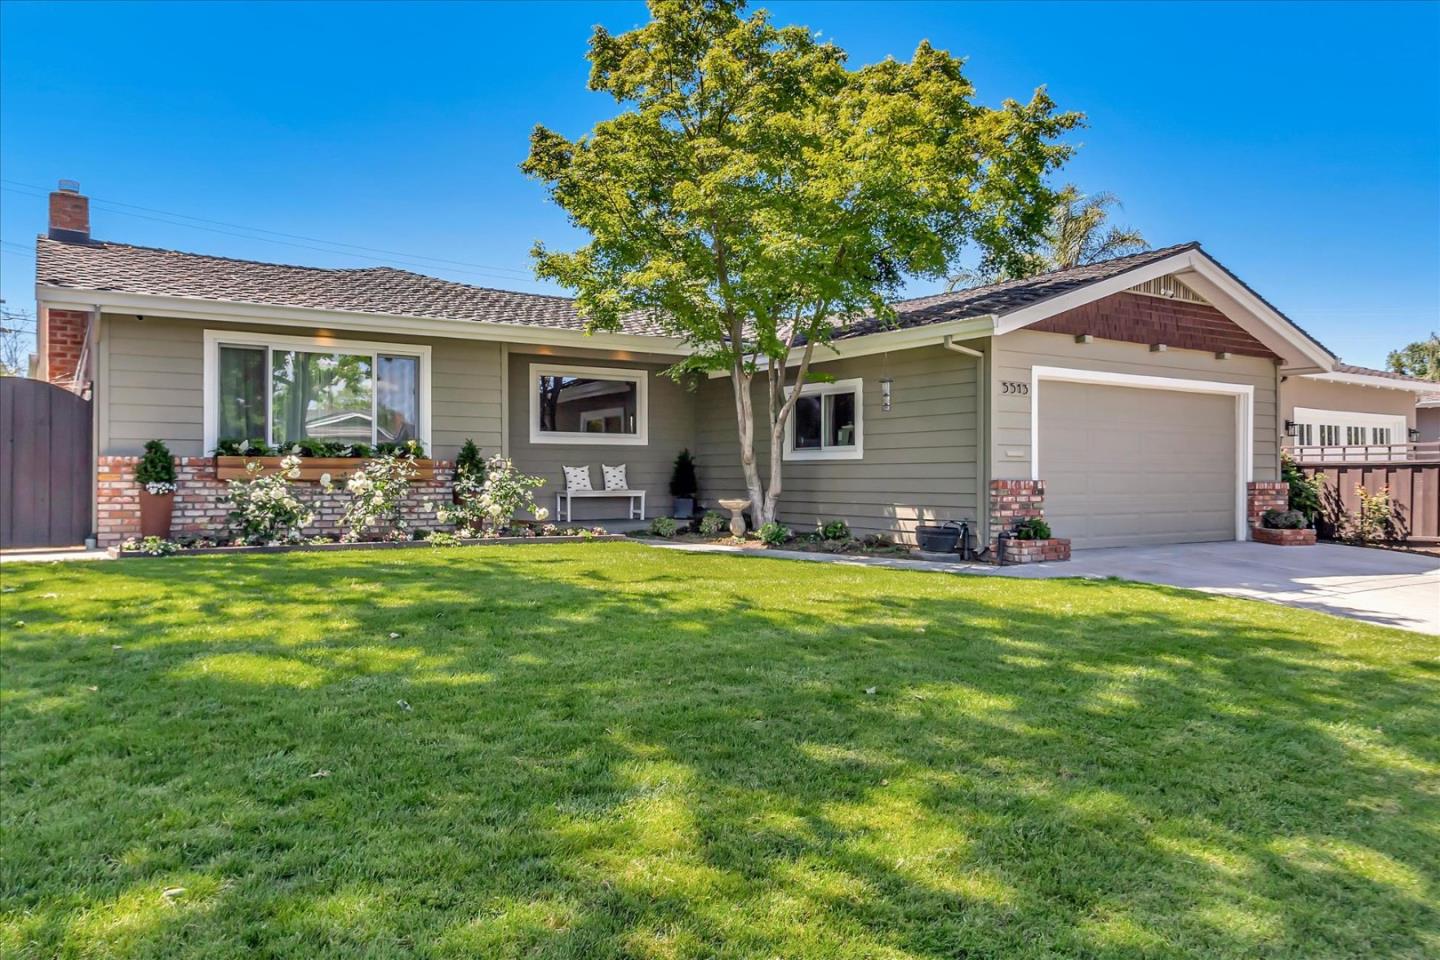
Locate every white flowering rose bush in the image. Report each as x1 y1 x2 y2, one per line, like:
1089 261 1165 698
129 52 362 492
338 450 419 542
224 455 314 545
438 454 547 537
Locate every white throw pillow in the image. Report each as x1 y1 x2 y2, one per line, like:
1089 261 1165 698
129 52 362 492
602 464 628 491
563 465 593 491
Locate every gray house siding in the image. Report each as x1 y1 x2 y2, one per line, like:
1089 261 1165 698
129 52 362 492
989 329 1281 483
97 313 503 459
694 345 982 543
505 348 699 521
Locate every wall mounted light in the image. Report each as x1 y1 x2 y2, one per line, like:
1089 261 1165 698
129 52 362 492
1409 428 1422 442
1283 419 1299 438
880 376 894 412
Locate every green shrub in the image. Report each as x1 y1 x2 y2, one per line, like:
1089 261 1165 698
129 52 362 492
215 438 276 457
120 535 179 556
455 439 484 481
291 438 343 458
1349 484 1393 544
669 449 699 499
377 439 426 459
425 531 462 548
1013 517 1051 540
1282 453 1322 523
818 519 850 541
757 521 790 546
1262 509 1306 530
698 510 727 537
649 516 680 538
134 440 177 491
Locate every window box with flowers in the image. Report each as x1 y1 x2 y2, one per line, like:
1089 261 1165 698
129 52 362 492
212 439 434 482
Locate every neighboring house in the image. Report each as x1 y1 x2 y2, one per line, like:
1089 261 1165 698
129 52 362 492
32 181 1351 551
1282 363 1434 449
1420 394 1440 442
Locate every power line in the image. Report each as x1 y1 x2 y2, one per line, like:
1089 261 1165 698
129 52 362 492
0 180 539 284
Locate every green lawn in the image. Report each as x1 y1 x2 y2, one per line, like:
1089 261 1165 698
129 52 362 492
1 544 1436 959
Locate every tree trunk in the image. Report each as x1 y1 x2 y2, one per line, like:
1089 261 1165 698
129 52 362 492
731 363 765 528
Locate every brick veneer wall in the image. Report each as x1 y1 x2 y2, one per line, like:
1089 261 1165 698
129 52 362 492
96 457 457 546
45 308 89 387
999 537 1072 563
987 478 1070 563
990 478 1045 532
1246 481 1289 536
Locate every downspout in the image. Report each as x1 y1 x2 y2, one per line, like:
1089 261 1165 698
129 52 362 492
944 336 987 557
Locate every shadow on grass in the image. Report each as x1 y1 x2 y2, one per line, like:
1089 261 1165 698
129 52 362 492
2 545 1437 958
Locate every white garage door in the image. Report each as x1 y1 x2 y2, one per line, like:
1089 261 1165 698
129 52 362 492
1038 380 1238 549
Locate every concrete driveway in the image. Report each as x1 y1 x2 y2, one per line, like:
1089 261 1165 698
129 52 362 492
999 540 1440 634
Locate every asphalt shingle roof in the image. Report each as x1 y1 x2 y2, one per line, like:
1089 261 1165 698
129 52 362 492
836 243 1203 339
1333 362 1435 384
34 236 669 337
35 235 1335 362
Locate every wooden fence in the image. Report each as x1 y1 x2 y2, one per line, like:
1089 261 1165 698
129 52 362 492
1 377 93 549
1294 457 1439 545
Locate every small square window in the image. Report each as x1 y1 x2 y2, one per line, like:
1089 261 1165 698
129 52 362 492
785 379 863 460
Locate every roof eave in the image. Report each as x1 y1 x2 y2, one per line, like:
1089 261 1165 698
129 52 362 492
1302 370 1439 394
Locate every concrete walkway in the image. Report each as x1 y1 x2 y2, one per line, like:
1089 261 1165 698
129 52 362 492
647 540 1440 634
0 547 111 564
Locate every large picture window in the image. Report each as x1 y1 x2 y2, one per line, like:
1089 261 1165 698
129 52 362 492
205 332 429 452
784 377 863 461
529 363 648 446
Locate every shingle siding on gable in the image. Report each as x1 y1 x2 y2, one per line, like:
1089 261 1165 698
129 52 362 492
1026 291 1278 360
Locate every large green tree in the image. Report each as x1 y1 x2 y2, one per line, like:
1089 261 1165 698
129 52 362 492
947 185 1147 290
1386 333 1440 382
523 0 1079 524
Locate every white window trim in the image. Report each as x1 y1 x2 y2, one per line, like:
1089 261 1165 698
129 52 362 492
1291 407 1407 438
529 362 649 446
1029 365 1254 542
202 329 432 454
783 377 864 461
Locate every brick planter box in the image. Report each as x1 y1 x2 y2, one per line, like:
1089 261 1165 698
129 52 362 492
1251 526 1317 546
1000 537 1071 564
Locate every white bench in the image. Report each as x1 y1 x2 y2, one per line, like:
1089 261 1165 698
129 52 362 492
555 488 645 523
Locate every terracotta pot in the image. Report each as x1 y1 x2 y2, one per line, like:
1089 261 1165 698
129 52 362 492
139 490 174 538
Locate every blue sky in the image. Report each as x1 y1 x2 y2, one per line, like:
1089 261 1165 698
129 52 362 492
1 0 1436 366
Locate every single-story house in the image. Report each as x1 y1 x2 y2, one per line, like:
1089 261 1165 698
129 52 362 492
1281 363 1435 450
30 181 1395 552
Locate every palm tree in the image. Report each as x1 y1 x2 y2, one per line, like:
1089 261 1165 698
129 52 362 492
947 186 1148 290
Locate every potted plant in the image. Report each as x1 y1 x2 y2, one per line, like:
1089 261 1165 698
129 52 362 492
1253 508 1317 546
670 448 699 519
135 439 178 538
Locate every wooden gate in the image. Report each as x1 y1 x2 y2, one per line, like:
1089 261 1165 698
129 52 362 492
1 377 92 549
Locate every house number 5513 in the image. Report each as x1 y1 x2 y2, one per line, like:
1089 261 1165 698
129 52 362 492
1000 380 1029 395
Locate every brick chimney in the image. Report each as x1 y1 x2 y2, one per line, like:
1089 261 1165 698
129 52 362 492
48 179 89 242
42 180 93 388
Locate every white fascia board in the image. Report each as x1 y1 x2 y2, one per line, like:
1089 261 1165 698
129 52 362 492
703 315 995 378
35 285 693 357
1302 371 1438 394
990 249 1335 373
